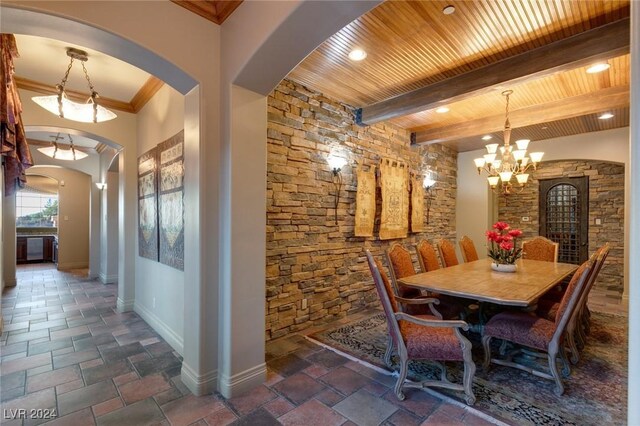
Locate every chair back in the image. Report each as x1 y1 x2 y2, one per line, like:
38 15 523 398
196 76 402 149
416 240 441 273
575 243 610 316
459 236 479 263
437 239 459 267
522 236 558 262
366 250 404 347
386 243 417 282
551 258 594 344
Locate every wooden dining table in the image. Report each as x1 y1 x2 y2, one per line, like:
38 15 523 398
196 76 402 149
398 258 579 308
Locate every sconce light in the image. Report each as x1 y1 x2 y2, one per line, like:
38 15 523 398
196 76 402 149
327 155 348 225
423 173 436 224
95 182 107 190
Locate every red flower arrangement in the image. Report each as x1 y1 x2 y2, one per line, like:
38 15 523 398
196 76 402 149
486 222 523 265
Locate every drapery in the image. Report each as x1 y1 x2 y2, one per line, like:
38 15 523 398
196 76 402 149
1 34 33 196
410 176 424 232
354 165 376 237
379 158 408 240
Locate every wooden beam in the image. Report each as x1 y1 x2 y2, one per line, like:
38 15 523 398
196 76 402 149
358 18 630 125
16 76 135 114
413 85 629 145
130 77 164 113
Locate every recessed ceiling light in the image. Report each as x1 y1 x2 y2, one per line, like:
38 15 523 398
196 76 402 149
482 135 493 141
435 106 450 113
586 63 610 74
442 5 456 15
599 113 614 120
348 49 367 61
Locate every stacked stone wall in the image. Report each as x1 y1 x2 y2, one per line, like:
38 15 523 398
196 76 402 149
498 160 624 296
266 79 458 339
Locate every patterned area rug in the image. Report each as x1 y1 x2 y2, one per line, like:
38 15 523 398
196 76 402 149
308 311 627 426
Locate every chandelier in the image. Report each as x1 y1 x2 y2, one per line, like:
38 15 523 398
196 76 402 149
32 48 117 123
473 90 543 195
37 133 88 161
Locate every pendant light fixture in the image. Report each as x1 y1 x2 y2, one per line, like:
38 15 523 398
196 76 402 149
32 48 117 123
37 133 88 161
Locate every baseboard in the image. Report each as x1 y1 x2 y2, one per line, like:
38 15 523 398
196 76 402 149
181 362 218 396
218 362 267 399
3 278 16 288
134 301 184 355
99 273 118 284
57 261 89 270
116 297 135 313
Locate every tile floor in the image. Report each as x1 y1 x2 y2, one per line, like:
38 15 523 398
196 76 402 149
1 264 625 426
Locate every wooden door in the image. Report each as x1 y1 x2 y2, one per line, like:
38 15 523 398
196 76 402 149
539 176 589 264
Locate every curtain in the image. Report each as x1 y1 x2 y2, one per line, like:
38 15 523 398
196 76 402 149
1 34 33 196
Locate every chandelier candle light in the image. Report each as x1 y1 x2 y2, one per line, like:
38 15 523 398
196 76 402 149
32 48 117 123
473 90 544 195
486 221 523 272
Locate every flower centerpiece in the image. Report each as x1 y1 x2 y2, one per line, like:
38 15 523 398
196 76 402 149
485 222 523 273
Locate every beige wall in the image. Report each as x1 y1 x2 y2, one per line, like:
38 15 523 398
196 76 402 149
27 166 91 269
135 83 185 354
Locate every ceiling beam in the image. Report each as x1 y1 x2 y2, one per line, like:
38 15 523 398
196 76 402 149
357 18 630 126
413 85 629 145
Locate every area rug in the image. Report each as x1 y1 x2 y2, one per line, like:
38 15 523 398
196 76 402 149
308 311 627 426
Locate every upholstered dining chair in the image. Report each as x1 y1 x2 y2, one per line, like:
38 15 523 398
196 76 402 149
437 239 459 268
366 250 476 405
482 257 595 396
416 240 441 273
522 236 559 262
385 244 423 314
459 236 479 263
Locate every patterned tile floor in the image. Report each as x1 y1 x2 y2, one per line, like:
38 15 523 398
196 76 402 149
3 264 625 425
1 264 501 425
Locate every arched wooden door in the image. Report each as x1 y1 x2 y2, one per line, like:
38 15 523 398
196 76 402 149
539 177 589 264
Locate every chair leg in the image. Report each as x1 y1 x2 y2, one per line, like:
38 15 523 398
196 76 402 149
548 350 564 396
481 335 492 371
499 339 508 356
567 329 580 365
384 335 394 368
559 345 571 377
462 349 477 406
394 359 408 401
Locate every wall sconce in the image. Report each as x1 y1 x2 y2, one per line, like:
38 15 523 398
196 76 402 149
327 155 348 224
95 182 107 190
423 173 436 224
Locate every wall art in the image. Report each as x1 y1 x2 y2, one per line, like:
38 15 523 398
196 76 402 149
379 158 408 240
138 147 159 260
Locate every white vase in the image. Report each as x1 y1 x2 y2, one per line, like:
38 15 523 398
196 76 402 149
491 263 517 273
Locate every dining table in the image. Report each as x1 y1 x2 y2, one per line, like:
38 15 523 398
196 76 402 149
398 258 578 308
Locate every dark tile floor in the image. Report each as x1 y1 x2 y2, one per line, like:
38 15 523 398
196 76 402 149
1 264 499 425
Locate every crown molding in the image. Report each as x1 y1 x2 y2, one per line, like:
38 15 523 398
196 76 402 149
130 76 164 112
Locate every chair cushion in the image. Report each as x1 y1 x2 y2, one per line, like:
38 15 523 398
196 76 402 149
400 316 464 361
483 311 556 351
536 299 559 321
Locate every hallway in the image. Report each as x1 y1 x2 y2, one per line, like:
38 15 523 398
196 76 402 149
1 265 497 425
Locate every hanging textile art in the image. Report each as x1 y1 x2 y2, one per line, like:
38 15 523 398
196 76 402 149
158 130 185 271
410 176 425 233
1 34 33 196
354 165 376 237
379 159 408 240
138 147 159 261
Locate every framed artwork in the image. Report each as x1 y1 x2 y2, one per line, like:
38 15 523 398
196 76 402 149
138 147 159 260
157 130 185 270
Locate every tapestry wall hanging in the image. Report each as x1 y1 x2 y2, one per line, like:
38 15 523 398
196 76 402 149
158 130 185 270
379 159 409 240
354 165 376 237
410 176 425 233
138 147 158 260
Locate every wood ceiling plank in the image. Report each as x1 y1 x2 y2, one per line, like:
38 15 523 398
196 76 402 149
15 76 135 113
359 17 629 125
413 85 629 145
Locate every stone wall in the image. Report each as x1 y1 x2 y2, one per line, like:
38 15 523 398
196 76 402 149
498 160 624 296
266 79 458 340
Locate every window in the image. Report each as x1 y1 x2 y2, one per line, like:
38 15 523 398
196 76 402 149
16 191 59 228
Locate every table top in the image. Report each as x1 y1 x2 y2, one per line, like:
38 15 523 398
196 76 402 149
398 258 579 307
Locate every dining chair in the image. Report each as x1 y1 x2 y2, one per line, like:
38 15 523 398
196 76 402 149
437 239 459 267
536 244 610 365
459 236 479 263
522 236 559 262
481 257 595 396
366 250 476 405
415 240 441 273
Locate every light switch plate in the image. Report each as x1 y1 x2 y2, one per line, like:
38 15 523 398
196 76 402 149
595 218 602 225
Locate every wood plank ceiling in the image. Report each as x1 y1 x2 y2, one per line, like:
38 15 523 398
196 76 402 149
287 0 630 152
